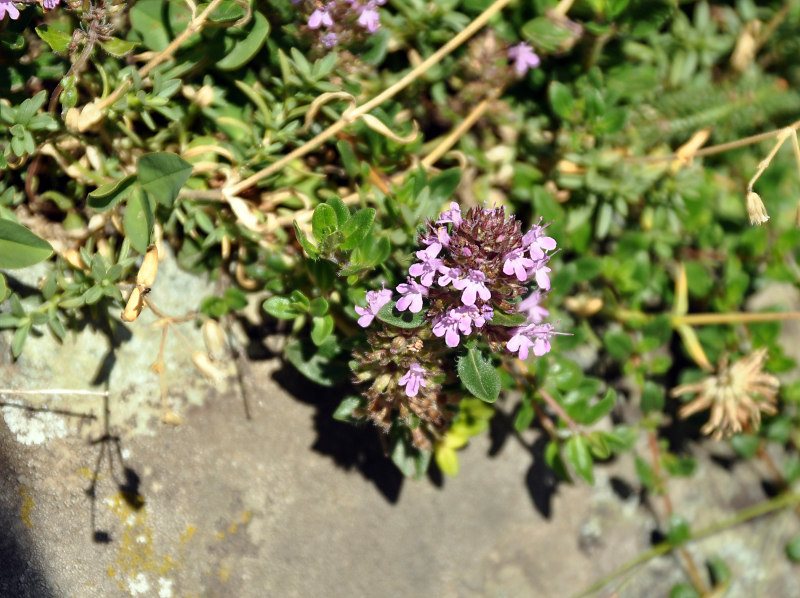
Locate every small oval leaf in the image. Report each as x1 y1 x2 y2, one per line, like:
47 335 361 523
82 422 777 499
457 347 501 403
0 220 54 269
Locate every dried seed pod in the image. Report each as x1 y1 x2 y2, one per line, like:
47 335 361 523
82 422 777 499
191 350 225 384
137 245 159 287
62 249 87 271
202 319 228 361
121 286 143 322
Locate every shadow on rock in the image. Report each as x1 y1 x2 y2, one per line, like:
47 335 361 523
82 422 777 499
0 428 58 598
85 393 145 543
272 363 404 504
490 406 560 519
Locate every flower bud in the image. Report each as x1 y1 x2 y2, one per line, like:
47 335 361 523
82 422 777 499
121 286 143 322
137 245 159 288
202 319 228 361
191 350 225 384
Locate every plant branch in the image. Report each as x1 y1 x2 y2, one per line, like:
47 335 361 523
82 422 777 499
224 0 514 197
571 490 800 598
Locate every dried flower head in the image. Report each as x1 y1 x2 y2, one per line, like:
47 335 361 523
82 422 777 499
746 191 770 225
671 348 779 440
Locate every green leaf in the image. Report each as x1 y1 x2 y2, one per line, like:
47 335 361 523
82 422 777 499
428 168 461 205
326 196 350 226
585 431 611 460
583 388 616 424
35 25 72 53
0 219 54 269
333 396 363 422
522 15 578 52
670 584 701 598
641 381 665 413
786 535 800 562
11 322 31 358
565 435 594 484
376 302 426 329
0 273 6 302
216 11 270 71
137 152 193 207
312 204 338 243
667 514 690 546
308 297 329 317
339 208 376 250
100 37 140 57
491 309 527 327
293 222 319 259
284 336 346 387
224 287 248 310
435 445 459 476
548 81 576 121
457 347 501 403
514 400 535 432
634 455 657 490
603 330 634 360
87 175 137 212
123 187 154 253
129 0 191 51
310 315 334 346
390 434 430 479
263 296 303 320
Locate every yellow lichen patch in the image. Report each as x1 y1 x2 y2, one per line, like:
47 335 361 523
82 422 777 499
241 510 251 524
76 467 94 479
217 560 231 582
180 525 196 545
104 493 184 595
18 485 34 528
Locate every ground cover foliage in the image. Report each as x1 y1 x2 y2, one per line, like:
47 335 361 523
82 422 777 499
3 0 800 594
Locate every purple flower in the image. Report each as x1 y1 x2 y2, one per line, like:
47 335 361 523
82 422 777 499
432 312 461 348
422 225 451 248
43 0 60 8
502 248 535 282
398 361 427 398
408 243 443 287
357 5 381 33
522 221 557 259
396 277 428 313
308 6 333 28
526 259 552 291
452 269 491 306
518 291 549 324
0 0 21 20
437 266 462 287
508 42 541 76
354 284 392 328
454 304 492 334
507 322 556 360
436 202 463 228
321 32 339 48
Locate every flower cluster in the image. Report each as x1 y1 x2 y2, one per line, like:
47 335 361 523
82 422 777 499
291 0 386 49
351 203 561 449
355 202 560 389
396 203 559 355
1 0 60 21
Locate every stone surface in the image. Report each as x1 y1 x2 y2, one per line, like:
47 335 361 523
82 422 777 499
1 260 799 597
